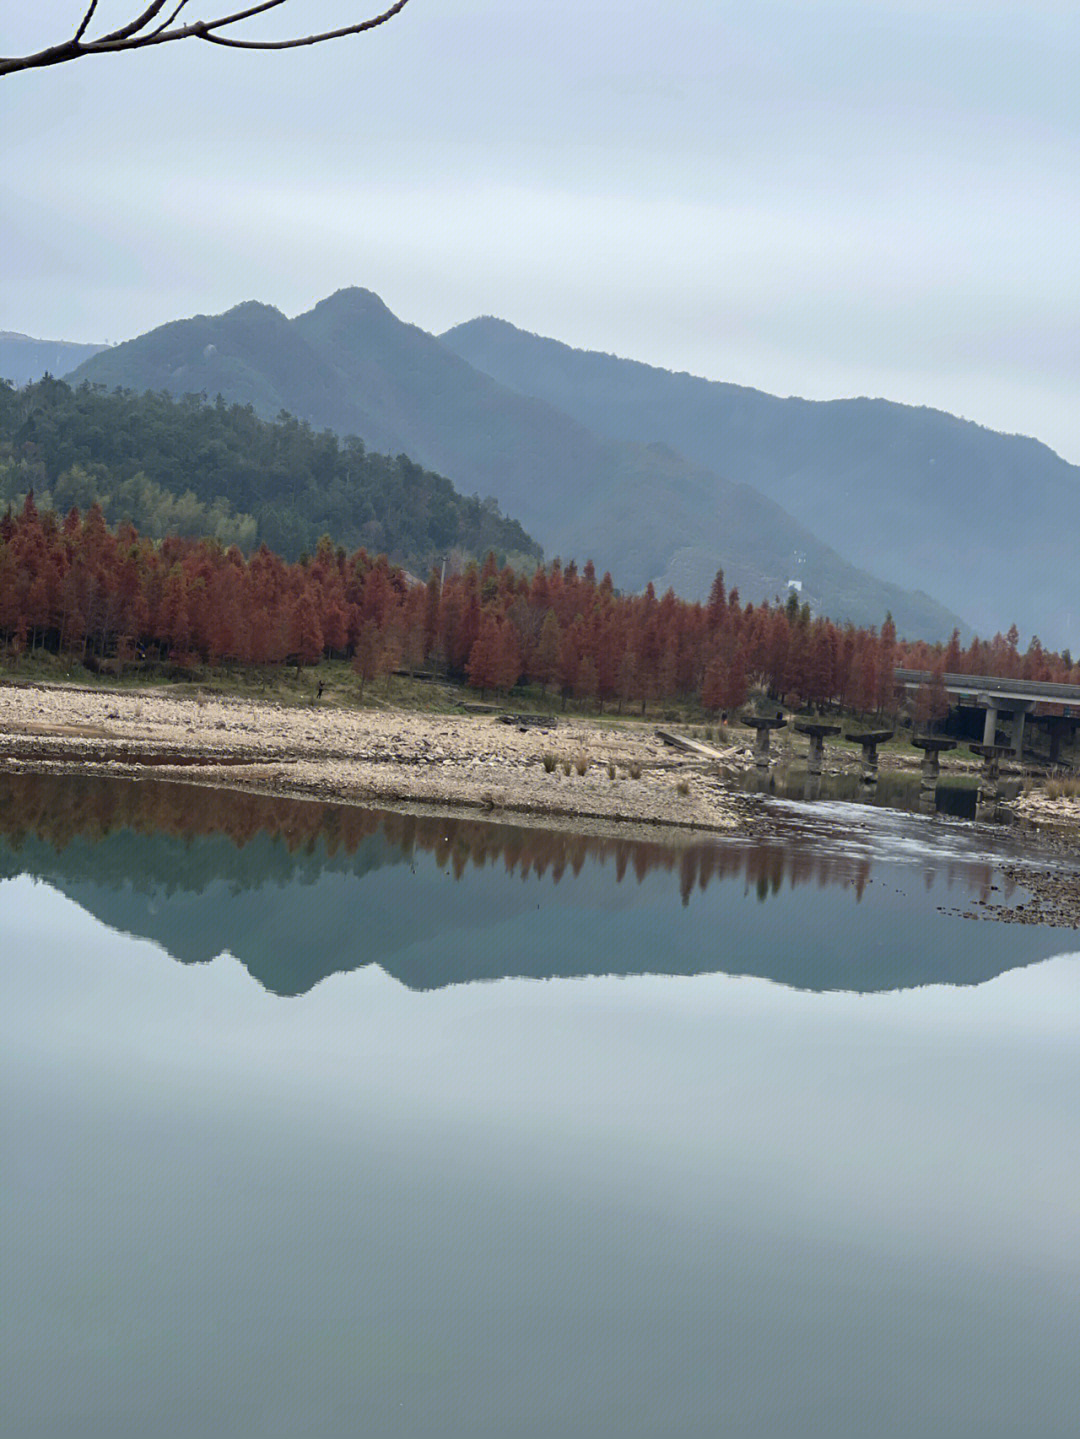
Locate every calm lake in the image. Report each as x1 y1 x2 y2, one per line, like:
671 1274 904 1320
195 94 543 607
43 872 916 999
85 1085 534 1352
2 773 1078 1439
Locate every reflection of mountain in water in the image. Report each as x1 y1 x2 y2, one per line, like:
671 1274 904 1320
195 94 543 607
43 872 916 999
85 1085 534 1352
0 773 1057 997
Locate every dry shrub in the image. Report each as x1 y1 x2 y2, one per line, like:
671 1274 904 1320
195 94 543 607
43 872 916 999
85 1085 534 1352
627 761 643 780
675 778 690 797
561 758 572 776
574 751 589 776
607 762 617 781
541 752 557 773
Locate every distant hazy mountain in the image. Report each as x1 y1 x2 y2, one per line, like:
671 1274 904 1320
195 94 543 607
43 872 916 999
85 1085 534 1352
442 318 1079 649
1 331 106 386
67 289 964 638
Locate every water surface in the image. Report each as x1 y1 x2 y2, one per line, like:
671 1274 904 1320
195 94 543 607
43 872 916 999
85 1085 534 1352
2 774 1077 1439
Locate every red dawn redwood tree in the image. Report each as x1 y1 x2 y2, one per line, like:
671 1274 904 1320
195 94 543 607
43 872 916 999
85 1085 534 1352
466 613 503 699
701 653 724 715
288 589 325 672
529 609 561 695
352 620 385 700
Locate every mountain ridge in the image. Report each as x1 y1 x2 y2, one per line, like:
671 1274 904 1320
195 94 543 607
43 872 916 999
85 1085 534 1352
66 288 968 638
441 315 1079 647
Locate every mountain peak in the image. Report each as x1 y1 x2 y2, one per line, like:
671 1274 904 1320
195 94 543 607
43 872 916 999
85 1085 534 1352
221 300 287 322
304 288 395 321
444 315 526 338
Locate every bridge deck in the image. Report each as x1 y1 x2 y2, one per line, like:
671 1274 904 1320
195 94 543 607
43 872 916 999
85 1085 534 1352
893 669 1080 706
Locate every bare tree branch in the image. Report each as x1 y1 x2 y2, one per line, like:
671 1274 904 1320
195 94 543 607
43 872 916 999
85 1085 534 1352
98 3 172 45
200 3 411 51
146 1 195 41
73 3 101 44
1 1 412 76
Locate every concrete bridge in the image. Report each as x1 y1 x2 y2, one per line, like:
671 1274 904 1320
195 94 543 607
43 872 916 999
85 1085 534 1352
893 669 1080 760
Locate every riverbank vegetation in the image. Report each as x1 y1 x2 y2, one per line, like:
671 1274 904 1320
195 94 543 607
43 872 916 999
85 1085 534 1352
1 496 1077 726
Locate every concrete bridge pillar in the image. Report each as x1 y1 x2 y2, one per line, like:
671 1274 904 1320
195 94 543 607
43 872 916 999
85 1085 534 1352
754 727 771 766
981 702 999 746
970 743 1013 801
1049 723 1061 765
912 736 957 789
846 729 894 784
1010 702 1034 758
742 715 788 768
793 721 841 775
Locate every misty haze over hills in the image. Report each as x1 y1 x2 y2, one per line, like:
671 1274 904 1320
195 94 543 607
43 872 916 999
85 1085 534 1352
0 332 105 387
443 318 1080 651
10 286 1074 645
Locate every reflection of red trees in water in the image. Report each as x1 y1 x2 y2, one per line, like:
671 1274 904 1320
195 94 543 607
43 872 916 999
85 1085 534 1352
0 773 999 906
2 501 1076 713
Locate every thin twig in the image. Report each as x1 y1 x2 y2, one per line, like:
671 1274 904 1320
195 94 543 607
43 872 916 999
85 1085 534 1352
146 0 194 40
73 1 100 44
199 1 412 50
98 2 172 45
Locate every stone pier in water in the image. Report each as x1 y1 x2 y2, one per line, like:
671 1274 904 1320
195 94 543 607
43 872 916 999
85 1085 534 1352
793 721 841 775
846 729 894 783
911 736 957 788
969 742 1015 799
741 715 787 768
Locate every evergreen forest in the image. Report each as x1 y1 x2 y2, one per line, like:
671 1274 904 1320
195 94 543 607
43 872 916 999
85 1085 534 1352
0 376 541 572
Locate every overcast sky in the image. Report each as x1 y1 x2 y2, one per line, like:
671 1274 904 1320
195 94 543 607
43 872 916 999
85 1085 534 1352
2 2 1078 461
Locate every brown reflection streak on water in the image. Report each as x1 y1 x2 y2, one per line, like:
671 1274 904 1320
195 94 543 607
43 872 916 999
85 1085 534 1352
0 771 911 905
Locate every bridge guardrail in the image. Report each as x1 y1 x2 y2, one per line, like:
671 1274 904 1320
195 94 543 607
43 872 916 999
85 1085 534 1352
893 669 1080 704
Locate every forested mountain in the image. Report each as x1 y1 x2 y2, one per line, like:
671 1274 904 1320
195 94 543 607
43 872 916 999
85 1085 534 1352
0 377 540 569
0 332 106 386
65 290 965 639
442 317 1080 649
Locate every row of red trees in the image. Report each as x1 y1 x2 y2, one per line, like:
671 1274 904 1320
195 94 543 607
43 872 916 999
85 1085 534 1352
1 497 1076 714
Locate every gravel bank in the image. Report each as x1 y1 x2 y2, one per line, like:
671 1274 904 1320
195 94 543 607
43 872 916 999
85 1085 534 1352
0 682 758 833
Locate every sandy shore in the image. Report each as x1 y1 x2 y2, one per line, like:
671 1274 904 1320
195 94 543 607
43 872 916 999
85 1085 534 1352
0 682 763 833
